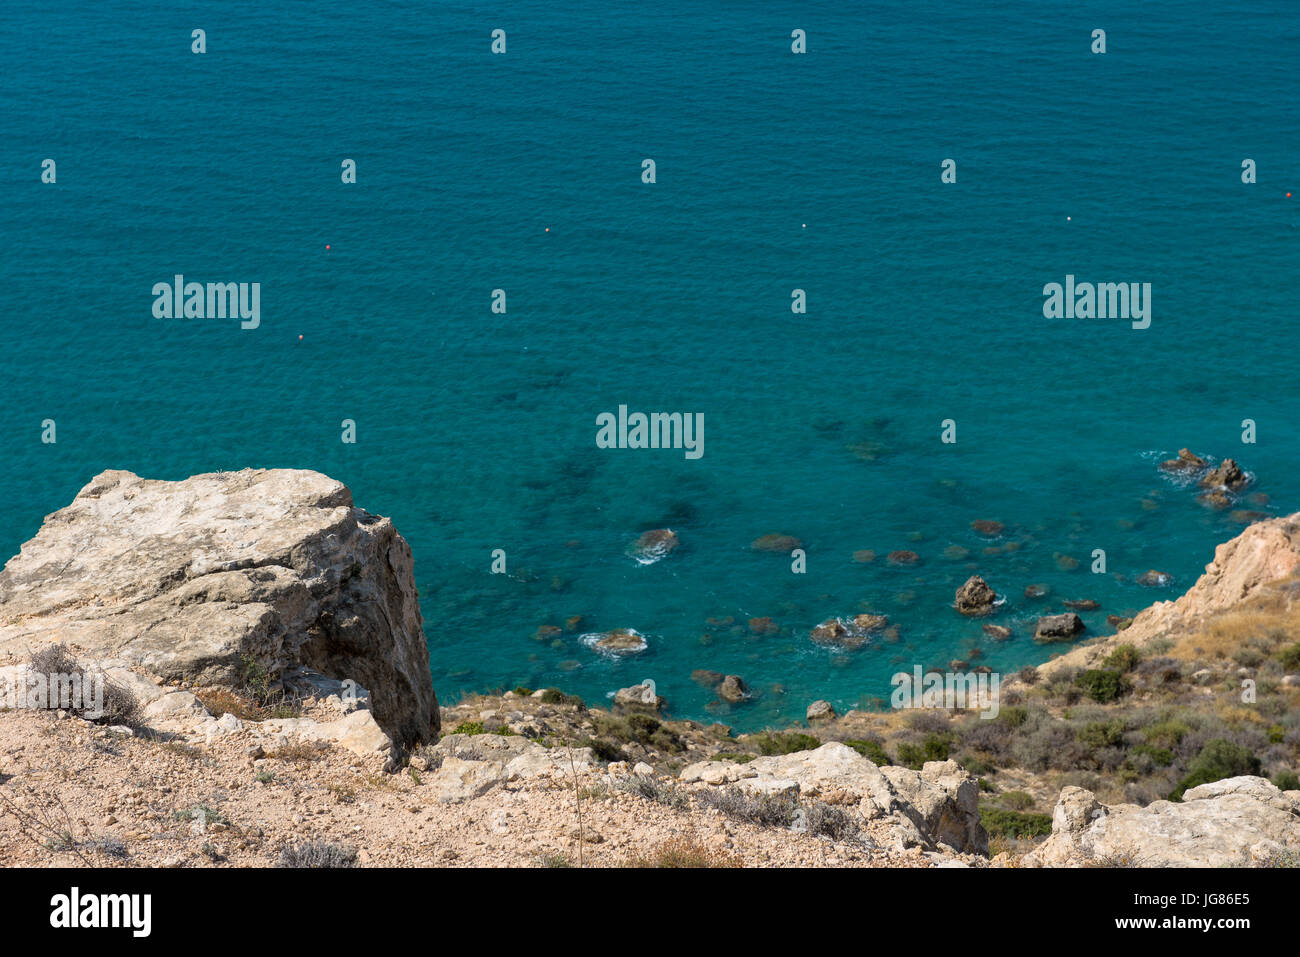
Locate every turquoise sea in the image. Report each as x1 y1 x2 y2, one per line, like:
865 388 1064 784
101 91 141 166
3 2 1298 729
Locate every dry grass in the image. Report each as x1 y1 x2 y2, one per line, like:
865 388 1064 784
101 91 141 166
266 741 330 764
623 836 743 868
193 687 295 722
1169 579 1300 663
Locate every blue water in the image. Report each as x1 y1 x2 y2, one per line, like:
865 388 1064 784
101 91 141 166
3 2 1298 730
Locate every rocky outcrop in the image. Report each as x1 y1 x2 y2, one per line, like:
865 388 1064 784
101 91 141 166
1038 512 1300 678
0 469 438 748
423 732 596 803
679 743 987 855
810 614 888 650
717 674 751 703
583 629 647 655
1033 613 1085 642
1022 777 1300 867
954 576 997 616
629 529 679 564
613 680 664 713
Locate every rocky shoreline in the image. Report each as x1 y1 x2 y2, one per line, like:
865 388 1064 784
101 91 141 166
2 468 1298 868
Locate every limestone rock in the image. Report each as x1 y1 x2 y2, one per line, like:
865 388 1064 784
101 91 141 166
690 742 987 854
1038 513 1300 679
0 469 438 747
1023 777 1300 867
613 680 664 713
806 699 836 722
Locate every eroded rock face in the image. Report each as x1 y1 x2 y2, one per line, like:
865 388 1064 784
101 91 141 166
1037 512 1300 679
0 469 438 748
1023 778 1300 867
678 743 987 855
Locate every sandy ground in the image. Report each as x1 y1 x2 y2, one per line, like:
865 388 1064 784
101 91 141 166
0 708 947 868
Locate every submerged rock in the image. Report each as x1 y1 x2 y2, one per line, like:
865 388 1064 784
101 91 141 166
1198 490 1232 510
691 669 725 689
982 623 1012 640
1062 599 1100 611
887 550 920 566
970 520 1004 537
752 533 802 552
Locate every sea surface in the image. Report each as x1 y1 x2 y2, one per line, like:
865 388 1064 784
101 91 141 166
2 2 1298 730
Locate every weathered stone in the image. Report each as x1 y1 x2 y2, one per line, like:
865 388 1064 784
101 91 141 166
806 699 836 722
613 680 664 713
1033 613 1085 642
1200 458 1249 492
1024 777 1300 867
629 529 679 563
1159 448 1207 472
954 576 997 616
717 675 750 703
0 469 438 747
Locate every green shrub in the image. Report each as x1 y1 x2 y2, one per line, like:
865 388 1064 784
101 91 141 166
452 721 485 735
980 807 1052 838
1272 770 1300 791
1000 790 1035 811
1130 744 1174 767
754 731 820 756
539 688 585 708
1170 739 1261 801
579 737 629 763
1077 719 1126 751
896 733 952 769
711 751 756 764
1278 644 1300 671
1103 644 1140 673
1075 669 1129 704
997 706 1029 728
1143 716 1191 750
845 739 891 766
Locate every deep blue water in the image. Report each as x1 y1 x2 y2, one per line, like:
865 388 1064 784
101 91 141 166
3 2 1298 730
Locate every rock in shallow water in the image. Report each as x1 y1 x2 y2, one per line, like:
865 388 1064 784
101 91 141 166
1033 613 1085 643
953 576 997 616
